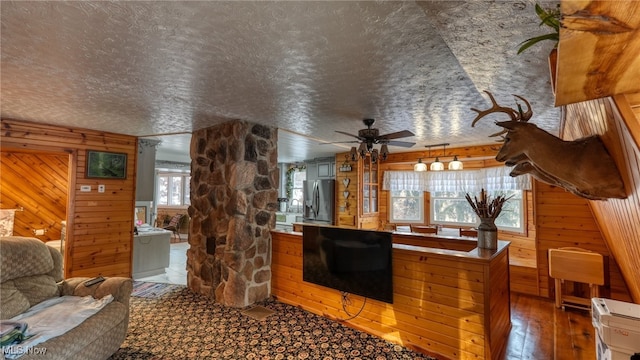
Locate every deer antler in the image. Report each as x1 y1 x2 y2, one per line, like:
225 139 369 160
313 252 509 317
513 94 532 122
471 91 533 138
471 91 518 127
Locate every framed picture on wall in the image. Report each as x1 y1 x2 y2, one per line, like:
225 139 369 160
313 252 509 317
86 150 127 179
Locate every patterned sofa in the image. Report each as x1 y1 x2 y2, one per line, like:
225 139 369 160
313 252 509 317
0 236 132 360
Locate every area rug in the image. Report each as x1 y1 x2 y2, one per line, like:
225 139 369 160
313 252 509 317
131 281 184 299
110 288 438 359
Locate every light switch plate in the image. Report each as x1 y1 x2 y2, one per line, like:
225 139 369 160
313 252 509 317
80 185 91 192
98 185 105 193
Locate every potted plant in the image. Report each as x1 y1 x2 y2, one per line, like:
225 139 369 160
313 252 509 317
518 3 562 93
517 3 562 54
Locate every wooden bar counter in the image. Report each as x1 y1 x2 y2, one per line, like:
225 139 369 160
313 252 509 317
271 229 511 360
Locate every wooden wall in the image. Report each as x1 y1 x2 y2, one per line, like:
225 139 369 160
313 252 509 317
272 230 511 360
561 94 640 303
1 151 68 241
1 119 137 278
534 182 630 301
335 152 361 228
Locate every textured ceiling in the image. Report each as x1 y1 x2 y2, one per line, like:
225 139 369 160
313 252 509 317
0 1 560 162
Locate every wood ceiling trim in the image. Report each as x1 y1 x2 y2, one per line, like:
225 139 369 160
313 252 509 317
614 94 640 152
555 1 640 106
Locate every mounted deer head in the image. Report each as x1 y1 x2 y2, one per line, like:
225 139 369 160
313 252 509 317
509 159 612 200
472 90 626 200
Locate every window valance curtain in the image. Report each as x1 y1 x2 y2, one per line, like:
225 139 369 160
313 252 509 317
382 166 531 193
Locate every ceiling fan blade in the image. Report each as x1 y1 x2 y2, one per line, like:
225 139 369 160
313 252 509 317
378 130 414 140
318 140 359 145
386 140 416 148
335 130 363 140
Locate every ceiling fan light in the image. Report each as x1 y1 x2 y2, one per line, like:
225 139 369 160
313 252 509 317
358 142 367 158
448 156 463 170
414 159 427 172
371 149 379 163
430 158 444 171
349 147 358 162
380 144 389 161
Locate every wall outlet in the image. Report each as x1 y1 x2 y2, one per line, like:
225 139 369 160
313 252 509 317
34 229 45 236
80 185 91 192
98 184 105 193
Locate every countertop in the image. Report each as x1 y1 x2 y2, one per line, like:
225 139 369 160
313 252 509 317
271 227 510 263
134 226 172 237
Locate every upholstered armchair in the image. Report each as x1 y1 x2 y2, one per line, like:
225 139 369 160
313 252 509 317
0 236 132 360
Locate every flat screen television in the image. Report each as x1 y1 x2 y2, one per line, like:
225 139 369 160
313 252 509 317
302 225 393 304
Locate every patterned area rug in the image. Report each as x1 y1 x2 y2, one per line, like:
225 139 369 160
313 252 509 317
131 281 184 299
111 288 437 359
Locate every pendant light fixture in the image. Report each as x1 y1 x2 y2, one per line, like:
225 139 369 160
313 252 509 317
430 143 447 171
418 143 463 171
430 158 444 171
448 155 464 170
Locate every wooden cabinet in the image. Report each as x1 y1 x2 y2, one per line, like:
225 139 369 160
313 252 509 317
335 152 379 229
361 155 378 214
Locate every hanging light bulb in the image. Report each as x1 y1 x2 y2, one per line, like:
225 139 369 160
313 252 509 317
349 147 358 162
371 149 379 163
358 142 367 158
448 155 463 170
430 157 444 171
380 144 389 161
414 158 427 172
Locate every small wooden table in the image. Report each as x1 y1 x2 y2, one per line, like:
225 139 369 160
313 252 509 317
548 247 605 310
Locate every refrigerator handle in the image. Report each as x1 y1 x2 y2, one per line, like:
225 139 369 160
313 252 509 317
313 181 319 218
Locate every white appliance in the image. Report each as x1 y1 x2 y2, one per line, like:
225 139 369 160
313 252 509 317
592 298 640 360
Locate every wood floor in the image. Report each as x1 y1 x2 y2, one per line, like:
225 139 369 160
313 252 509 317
504 293 596 360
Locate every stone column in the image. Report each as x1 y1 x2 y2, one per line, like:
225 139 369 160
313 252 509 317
187 120 278 307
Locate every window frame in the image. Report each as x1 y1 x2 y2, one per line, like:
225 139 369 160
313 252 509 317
290 169 306 212
429 190 526 233
156 171 191 207
388 190 425 224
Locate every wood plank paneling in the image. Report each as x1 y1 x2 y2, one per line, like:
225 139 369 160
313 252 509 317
1 119 137 278
0 152 68 241
535 180 631 302
272 230 511 360
335 152 359 228
559 96 640 303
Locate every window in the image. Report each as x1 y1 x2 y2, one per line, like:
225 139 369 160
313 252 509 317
290 170 306 212
157 172 191 206
430 190 524 232
389 190 424 223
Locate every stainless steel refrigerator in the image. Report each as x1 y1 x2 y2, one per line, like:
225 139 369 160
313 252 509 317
303 179 335 225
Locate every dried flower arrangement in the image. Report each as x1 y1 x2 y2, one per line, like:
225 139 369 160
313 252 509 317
464 188 513 219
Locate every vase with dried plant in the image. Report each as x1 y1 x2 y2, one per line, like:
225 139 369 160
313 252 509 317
464 189 513 250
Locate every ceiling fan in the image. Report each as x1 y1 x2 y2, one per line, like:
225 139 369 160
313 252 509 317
324 118 415 161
